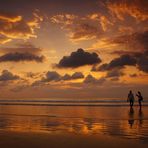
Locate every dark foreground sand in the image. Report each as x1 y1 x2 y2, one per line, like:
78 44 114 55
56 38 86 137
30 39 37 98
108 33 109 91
0 131 147 148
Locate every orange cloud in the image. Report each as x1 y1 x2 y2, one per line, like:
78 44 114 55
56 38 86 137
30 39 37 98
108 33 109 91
69 23 100 42
107 0 148 21
0 20 36 39
51 14 77 27
0 11 22 22
0 11 43 43
100 16 113 31
27 11 43 29
0 35 11 44
90 37 118 50
51 13 104 42
118 26 134 34
87 13 113 31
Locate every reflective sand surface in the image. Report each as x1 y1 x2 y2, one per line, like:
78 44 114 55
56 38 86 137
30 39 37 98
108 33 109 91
0 105 148 142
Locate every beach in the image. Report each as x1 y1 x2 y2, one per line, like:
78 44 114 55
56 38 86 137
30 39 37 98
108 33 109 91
0 101 148 148
0 131 147 148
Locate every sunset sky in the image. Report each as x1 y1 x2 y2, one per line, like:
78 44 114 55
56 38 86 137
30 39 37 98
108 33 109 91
0 0 147 99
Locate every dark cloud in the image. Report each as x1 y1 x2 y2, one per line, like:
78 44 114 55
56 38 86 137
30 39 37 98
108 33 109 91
25 72 41 79
110 77 119 81
71 72 84 79
93 50 148 73
98 54 137 71
106 68 124 78
97 30 148 73
0 52 44 63
83 74 97 83
32 71 85 86
56 48 101 68
0 42 42 54
0 70 20 81
110 30 148 52
61 74 71 81
135 30 148 50
137 51 148 72
41 71 61 82
40 71 84 82
83 74 105 84
129 74 138 77
61 72 84 80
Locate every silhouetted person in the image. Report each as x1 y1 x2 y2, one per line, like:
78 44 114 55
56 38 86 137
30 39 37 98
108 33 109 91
136 91 143 109
127 90 135 107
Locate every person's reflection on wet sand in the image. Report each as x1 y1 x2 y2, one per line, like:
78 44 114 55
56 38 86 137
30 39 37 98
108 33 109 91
128 107 134 128
138 108 143 127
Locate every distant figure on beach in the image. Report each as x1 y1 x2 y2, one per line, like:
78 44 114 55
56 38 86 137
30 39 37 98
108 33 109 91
127 90 134 107
136 91 143 109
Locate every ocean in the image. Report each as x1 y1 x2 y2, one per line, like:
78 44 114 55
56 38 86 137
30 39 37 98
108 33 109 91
0 98 148 106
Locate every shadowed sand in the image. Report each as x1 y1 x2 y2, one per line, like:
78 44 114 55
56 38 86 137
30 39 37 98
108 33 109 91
0 131 147 148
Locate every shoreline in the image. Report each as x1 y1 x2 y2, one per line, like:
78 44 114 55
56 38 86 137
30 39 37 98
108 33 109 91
0 103 147 106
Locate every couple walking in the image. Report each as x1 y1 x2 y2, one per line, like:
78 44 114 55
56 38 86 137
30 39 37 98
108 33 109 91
127 90 143 108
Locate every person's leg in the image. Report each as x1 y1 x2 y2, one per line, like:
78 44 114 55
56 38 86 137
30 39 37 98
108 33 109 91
131 101 133 107
139 100 142 108
132 101 134 106
130 100 133 107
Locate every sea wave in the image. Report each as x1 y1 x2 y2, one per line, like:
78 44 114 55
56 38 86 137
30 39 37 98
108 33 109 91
0 99 148 106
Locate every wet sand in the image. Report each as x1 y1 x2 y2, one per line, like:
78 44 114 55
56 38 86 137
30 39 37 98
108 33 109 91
0 105 148 148
0 131 147 148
